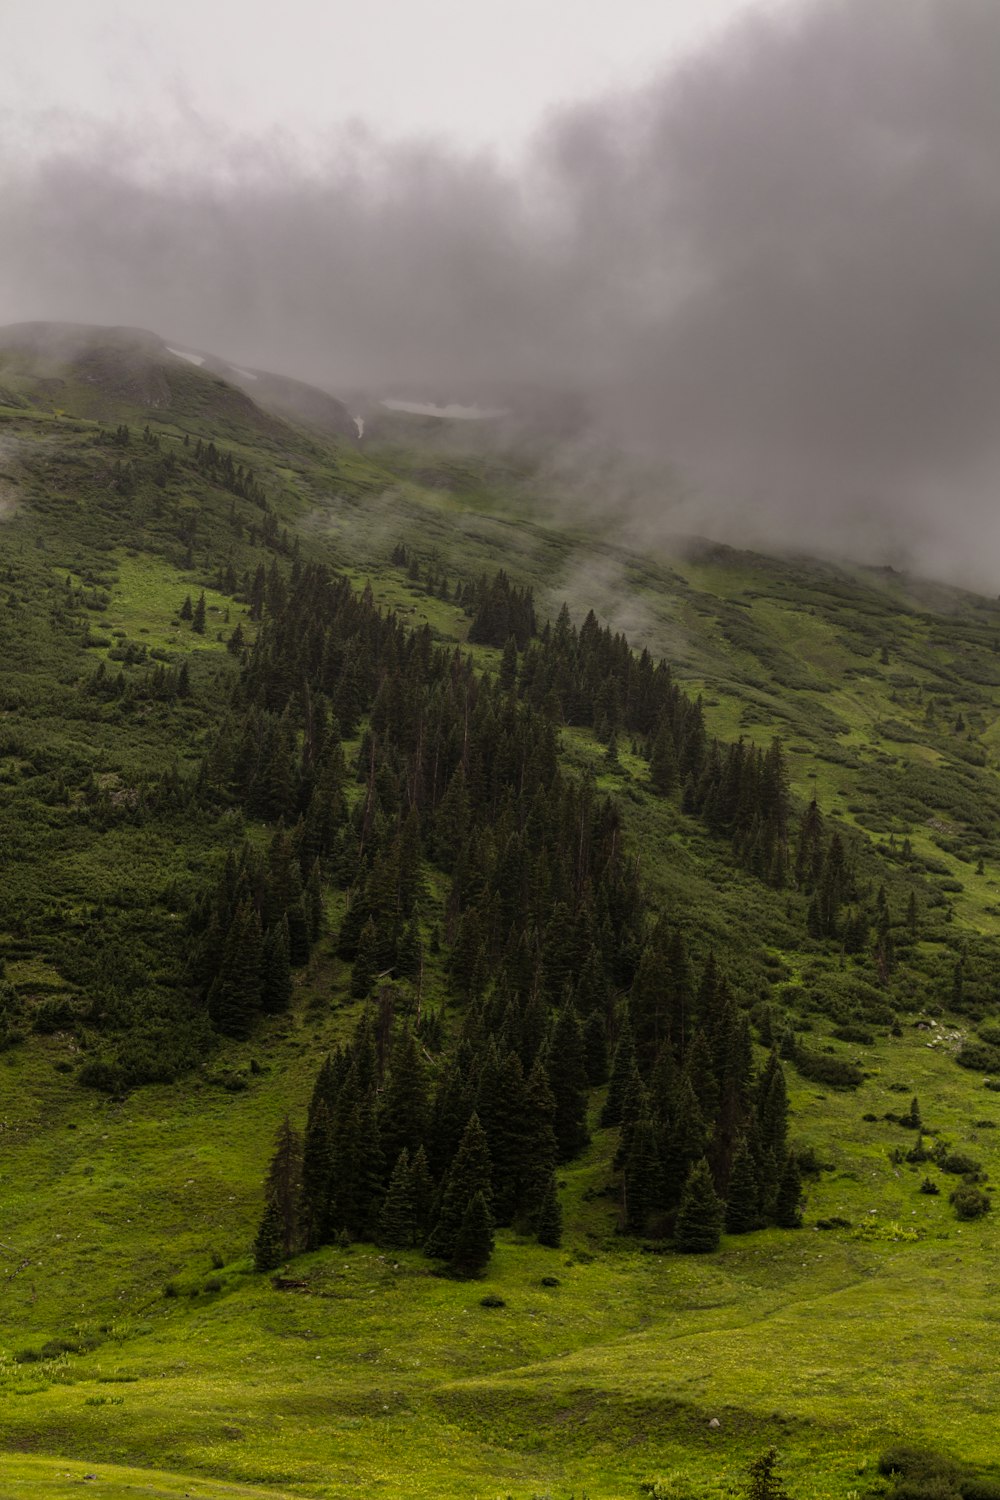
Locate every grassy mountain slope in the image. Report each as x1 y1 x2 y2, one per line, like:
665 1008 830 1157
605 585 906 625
0 327 998 1500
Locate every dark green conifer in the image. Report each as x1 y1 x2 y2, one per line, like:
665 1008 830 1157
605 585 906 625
379 1026 429 1168
253 1195 285 1272
407 1144 436 1244
192 592 207 635
351 916 380 998
450 1189 495 1278
623 1110 660 1235
756 1049 789 1166
583 1009 609 1085
207 900 263 1038
674 1157 724 1253
660 1074 708 1211
424 1113 493 1260
774 1152 804 1228
260 917 293 1014
546 1004 590 1160
725 1136 760 1234
535 1172 563 1248
299 1100 335 1250
601 1019 637 1128
257 1115 302 1262
649 719 678 796
378 1148 416 1248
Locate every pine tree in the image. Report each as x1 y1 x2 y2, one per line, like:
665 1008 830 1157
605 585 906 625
192 592 207 635
744 1447 792 1500
298 1101 334 1250
649 719 678 796
258 1115 302 1260
379 1025 429 1167
253 1195 285 1272
583 1009 609 1085
378 1149 416 1248
207 900 263 1039
407 1144 436 1244
546 1004 590 1160
601 1019 637 1127
724 1136 759 1234
674 1157 724 1253
774 1152 804 1229
534 1172 563 1248
260 918 293 1014
351 916 380 998
424 1113 493 1261
622 1109 660 1235
450 1189 494 1278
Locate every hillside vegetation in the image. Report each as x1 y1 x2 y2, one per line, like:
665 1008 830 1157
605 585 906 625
0 325 997 1500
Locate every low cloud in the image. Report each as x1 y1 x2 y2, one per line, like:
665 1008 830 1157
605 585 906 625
3 0 1000 583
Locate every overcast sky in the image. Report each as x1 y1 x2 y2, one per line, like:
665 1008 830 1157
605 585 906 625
5 0 1000 586
2 0 774 158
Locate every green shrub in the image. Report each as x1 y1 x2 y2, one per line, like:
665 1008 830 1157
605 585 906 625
956 1042 1000 1072
950 1184 991 1220
792 1045 863 1089
936 1150 982 1178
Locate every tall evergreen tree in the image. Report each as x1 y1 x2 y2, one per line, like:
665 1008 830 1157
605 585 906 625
724 1136 760 1234
260 917 293 1014
546 1004 590 1160
207 900 263 1038
379 1148 416 1248
674 1157 724 1253
424 1113 493 1260
253 1195 286 1273
534 1171 563 1248
259 1115 302 1259
774 1152 804 1229
450 1189 495 1278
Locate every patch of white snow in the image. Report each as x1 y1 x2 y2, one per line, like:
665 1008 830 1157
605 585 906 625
232 366 258 381
166 346 205 367
353 415 365 438
381 398 507 420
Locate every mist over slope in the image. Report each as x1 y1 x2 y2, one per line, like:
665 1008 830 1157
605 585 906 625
3 0 1000 582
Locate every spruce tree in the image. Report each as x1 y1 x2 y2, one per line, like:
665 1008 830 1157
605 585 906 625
253 1195 286 1272
351 916 380 998
623 1110 660 1236
534 1172 563 1248
546 1004 590 1160
725 1136 760 1234
260 1115 302 1258
649 719 678 796
583 1009 609 1085
774 1152 804 1229
517 1059 559 1225
192 592 207 635
450 1190 495 1278
299 1101 335 1250
674 1157 724 1253
601 1019 637 1127
424 1113 493 1260
207 900 263 1039
379 1026 428 1168
744 1447 791 1500
378 1149 416 1248
407 1144 436 1244
260 918 293 1014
